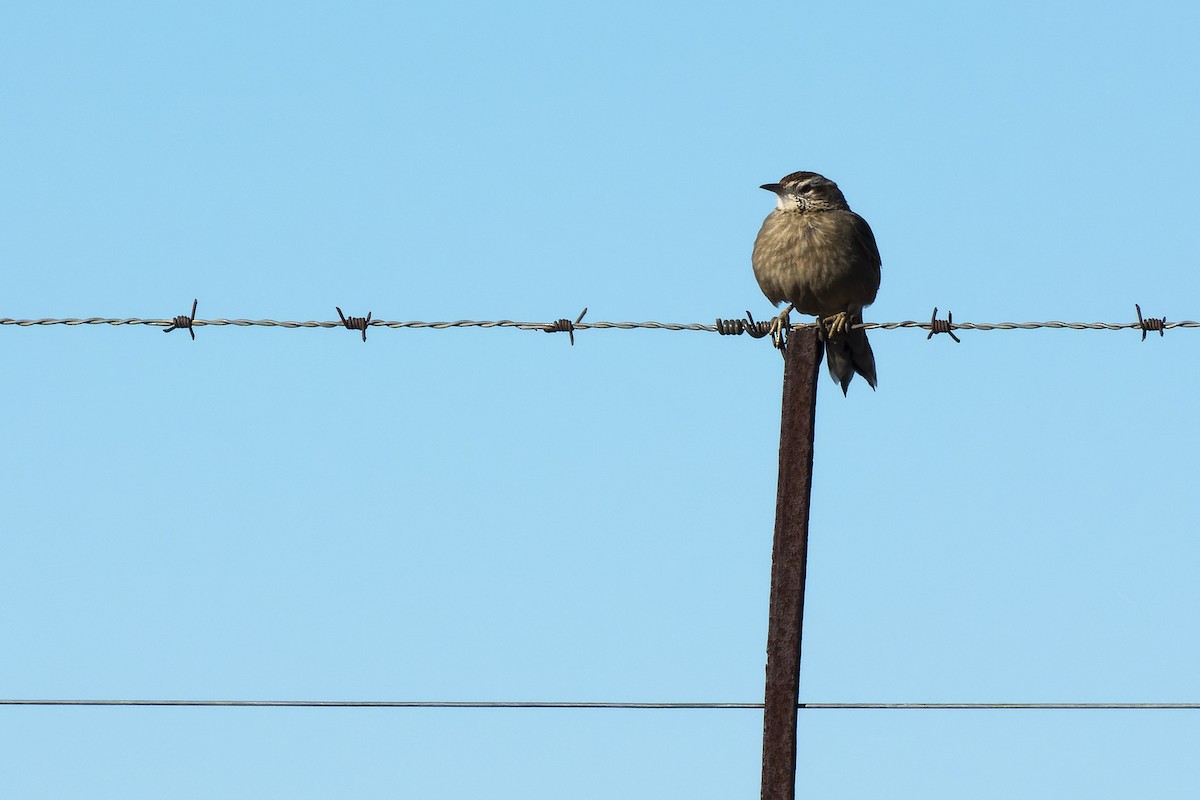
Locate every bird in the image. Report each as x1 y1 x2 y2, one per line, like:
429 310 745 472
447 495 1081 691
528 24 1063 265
751 170 881 395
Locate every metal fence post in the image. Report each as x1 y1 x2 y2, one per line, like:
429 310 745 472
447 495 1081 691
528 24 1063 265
761 328 822 800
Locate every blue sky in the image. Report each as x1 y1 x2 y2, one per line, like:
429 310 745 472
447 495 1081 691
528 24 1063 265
2 1 1199 797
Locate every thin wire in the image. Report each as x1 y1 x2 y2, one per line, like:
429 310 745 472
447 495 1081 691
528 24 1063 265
0 699 756 709
1 315 1197 333
800 702 1200 710
2 699 1198 709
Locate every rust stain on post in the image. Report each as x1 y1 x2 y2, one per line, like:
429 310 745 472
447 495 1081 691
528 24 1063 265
761 329 822 800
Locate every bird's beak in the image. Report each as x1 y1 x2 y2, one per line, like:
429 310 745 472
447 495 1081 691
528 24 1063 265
760 183 784 194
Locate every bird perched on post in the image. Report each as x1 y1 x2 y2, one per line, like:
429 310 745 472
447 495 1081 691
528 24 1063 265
752 171 881 395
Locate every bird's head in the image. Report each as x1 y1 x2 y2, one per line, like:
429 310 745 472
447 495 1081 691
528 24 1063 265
760 171 849 212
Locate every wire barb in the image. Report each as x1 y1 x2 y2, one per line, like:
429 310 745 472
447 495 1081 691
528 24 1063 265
926 307 961 343
543 307 587 345
163 299 198 340
1135 303 1165 341
336 307 372 342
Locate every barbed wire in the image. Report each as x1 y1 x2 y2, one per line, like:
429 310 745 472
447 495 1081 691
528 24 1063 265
1 302 1194 343
2 698 1197 709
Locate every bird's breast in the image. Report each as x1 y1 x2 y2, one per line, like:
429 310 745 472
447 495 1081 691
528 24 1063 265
751 211 877 315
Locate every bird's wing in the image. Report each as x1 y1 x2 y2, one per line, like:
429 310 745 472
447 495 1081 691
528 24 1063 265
846 211 882 303
848 212 882 271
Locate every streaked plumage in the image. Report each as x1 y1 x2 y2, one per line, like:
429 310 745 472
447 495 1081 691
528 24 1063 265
752 171 881 394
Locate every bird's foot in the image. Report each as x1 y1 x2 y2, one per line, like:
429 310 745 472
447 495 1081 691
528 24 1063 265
822 311 851 337
813 314 831 342
769 305 793 351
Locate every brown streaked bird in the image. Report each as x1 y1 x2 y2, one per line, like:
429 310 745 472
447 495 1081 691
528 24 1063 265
752 170 881 395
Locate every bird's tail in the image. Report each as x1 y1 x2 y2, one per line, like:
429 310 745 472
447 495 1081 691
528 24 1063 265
825 311 877 396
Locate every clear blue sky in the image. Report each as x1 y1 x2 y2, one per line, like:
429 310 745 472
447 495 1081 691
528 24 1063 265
3 1 1199 797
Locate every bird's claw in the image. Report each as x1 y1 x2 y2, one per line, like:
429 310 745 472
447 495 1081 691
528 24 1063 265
822 311 850 337
814 315 830 342
769 306 793 351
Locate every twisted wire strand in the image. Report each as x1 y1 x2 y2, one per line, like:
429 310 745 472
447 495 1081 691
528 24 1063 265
1 698 1197 709
2 317 1197 332
866 320 1199 332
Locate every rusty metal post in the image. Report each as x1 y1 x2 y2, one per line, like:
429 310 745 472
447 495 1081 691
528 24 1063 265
761 328 822 800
